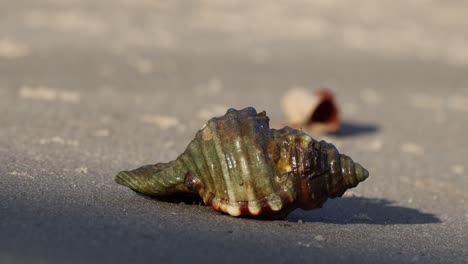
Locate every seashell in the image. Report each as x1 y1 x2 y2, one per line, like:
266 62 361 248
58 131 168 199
281 88 340 134
115 107 368 219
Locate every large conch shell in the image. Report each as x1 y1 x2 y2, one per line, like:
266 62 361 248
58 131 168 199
115 107 368 219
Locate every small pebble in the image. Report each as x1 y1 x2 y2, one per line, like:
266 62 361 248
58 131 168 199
400 142 424 155
297 241 311 248
94 129 110 137
39 136 79 147
352 213 372 221
19 85 80 103
141 115 180 130
8 171 29 177
314 235 325 241
75 167 88 174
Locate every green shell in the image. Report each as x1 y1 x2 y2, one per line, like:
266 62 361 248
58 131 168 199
115 107 369 219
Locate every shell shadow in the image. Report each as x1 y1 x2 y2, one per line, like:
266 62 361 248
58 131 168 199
287 197 441 224
334 120 379 137
137 193 204 205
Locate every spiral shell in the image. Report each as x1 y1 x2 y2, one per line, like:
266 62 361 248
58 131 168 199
115 107 369 219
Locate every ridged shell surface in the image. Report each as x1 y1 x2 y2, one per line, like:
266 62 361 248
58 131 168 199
115 107 369 219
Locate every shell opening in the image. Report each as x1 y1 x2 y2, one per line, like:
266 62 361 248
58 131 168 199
309 99 338 126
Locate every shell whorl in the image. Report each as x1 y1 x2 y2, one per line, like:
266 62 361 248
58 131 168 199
115 161 189 196
266 128 368 211
182 108 287 217
114 107 369 219
300 140 368 209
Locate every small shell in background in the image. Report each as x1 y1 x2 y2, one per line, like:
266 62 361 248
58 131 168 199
281 88 340 134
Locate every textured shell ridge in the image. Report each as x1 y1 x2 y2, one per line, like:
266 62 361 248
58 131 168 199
190 107 283 216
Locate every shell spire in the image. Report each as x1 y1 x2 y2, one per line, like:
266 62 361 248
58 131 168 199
115 107 369 219
115 161 190 196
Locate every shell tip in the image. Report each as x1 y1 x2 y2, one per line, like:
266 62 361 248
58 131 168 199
354 163 369 183
114 171 131 187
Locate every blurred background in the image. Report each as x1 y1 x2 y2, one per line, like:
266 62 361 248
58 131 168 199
1 1 467 263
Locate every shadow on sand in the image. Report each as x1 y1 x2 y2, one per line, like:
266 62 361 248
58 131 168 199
334 120 379 137
140 194 440 225
287 197 440 224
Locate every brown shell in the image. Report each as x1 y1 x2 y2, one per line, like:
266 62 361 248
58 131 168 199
281 88 340 134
